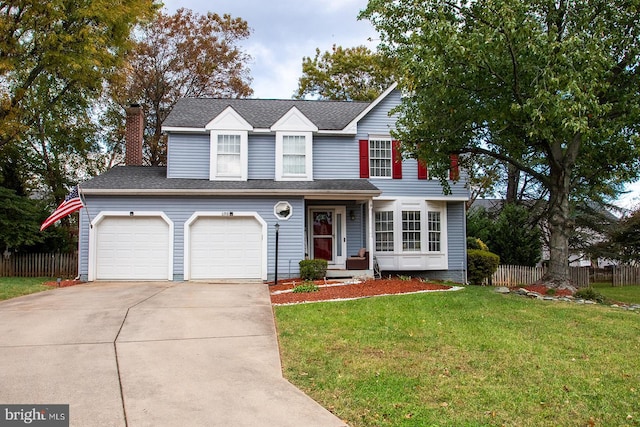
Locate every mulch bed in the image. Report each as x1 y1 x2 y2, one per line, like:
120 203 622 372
270 277 452 305
43 279 85 288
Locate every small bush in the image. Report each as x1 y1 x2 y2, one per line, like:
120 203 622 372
292 281 320 293
299 259 328 280
467 237 489 251
398 275 412 281
467 249 500 285
574 287 606 304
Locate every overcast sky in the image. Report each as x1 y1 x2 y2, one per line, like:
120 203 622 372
163 0 377 99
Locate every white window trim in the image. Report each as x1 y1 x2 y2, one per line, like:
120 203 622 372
372 200 448 255
275 131 313 181
369 137 393 179
210 130 248 181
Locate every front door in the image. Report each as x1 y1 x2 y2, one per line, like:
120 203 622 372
309 207 346 267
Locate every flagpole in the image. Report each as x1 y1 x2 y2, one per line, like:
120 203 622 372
78 184 93 229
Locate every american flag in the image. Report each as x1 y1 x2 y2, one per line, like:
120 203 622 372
40 186 84 231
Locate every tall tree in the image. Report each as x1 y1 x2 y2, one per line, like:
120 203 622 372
295 45 395 101
109 8 253 166
0 0 159 149
362 0 640 289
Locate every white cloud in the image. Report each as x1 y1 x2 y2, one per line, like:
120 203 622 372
161 0 377 98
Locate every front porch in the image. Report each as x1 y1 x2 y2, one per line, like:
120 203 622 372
305 197 376 274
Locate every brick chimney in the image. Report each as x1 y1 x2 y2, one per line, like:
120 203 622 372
125 104 144 166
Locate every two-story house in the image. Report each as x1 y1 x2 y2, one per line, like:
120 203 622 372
77 84 469 282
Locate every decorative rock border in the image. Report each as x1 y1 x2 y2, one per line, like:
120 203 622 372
495 286 640 312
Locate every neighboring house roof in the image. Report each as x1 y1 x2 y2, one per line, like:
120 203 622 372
163 98 371 130
81 166 381 197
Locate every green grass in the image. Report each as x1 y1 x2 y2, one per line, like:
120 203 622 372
0 277 51 301
275 286 640 427
591 282 640 305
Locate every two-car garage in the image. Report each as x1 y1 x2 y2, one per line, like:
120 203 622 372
90 212 266 281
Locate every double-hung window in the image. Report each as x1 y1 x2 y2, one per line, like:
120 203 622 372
402 210 421 252
375 211 394 252
283 135 306 175
428 211 441 252
276 131 313 180
210 131 248 180
216 134 241 176
369 138 392 177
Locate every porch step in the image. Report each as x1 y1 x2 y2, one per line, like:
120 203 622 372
325 269 373 279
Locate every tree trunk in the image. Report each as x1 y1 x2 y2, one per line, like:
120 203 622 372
542 158 576 291
506 163 520 203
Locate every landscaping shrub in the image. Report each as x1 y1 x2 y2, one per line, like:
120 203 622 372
574 287 606 304
467 249 500 285
467 237 489 251
299 259 328 280
292 281 320 293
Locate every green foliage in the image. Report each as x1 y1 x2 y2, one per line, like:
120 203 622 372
299 259 328 280
490 204 542 266
362 0 640 283
466 207 493 244
590 207 640 264
574 287 607 304
397 275 412 281
467 249 500 285
295 45 395 101
0 187 44 250
292 281 320 293
0 0 159 149
467 204 541 266
466 237 488 251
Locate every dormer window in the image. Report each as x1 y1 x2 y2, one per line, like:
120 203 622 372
206 106 252 181
277 133 312 179
272 107 317 181
210 131 248 180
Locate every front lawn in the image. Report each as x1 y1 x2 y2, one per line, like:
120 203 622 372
0 277 51 301
275 286 640 427
591 282 640 305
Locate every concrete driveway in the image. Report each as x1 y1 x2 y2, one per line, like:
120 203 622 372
0 282 346 427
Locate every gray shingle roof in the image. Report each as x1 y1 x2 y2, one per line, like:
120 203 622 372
163 98 371 130
81 166 381 196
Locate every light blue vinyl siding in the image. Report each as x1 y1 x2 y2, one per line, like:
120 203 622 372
357 90 401 138
443 201 467 282
79 196 305 281
167 134 209 179
313 136 360 179
248 134 275 179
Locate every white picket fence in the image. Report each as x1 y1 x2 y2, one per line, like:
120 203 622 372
484 265 590 288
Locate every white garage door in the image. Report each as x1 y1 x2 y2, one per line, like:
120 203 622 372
189 216 263 280
96 216 171 280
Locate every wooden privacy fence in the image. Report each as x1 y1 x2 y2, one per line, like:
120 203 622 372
0 253 78 278
484 265 590 288
613 266 640 286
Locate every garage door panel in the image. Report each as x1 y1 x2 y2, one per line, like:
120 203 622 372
96 216 170 280
189 216 263 280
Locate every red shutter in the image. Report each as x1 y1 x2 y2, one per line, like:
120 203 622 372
417 160 428 179
449 154 460 180
359 140 369 178
392 140 402 179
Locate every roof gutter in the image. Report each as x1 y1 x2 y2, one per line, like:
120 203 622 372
81 188 382 197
